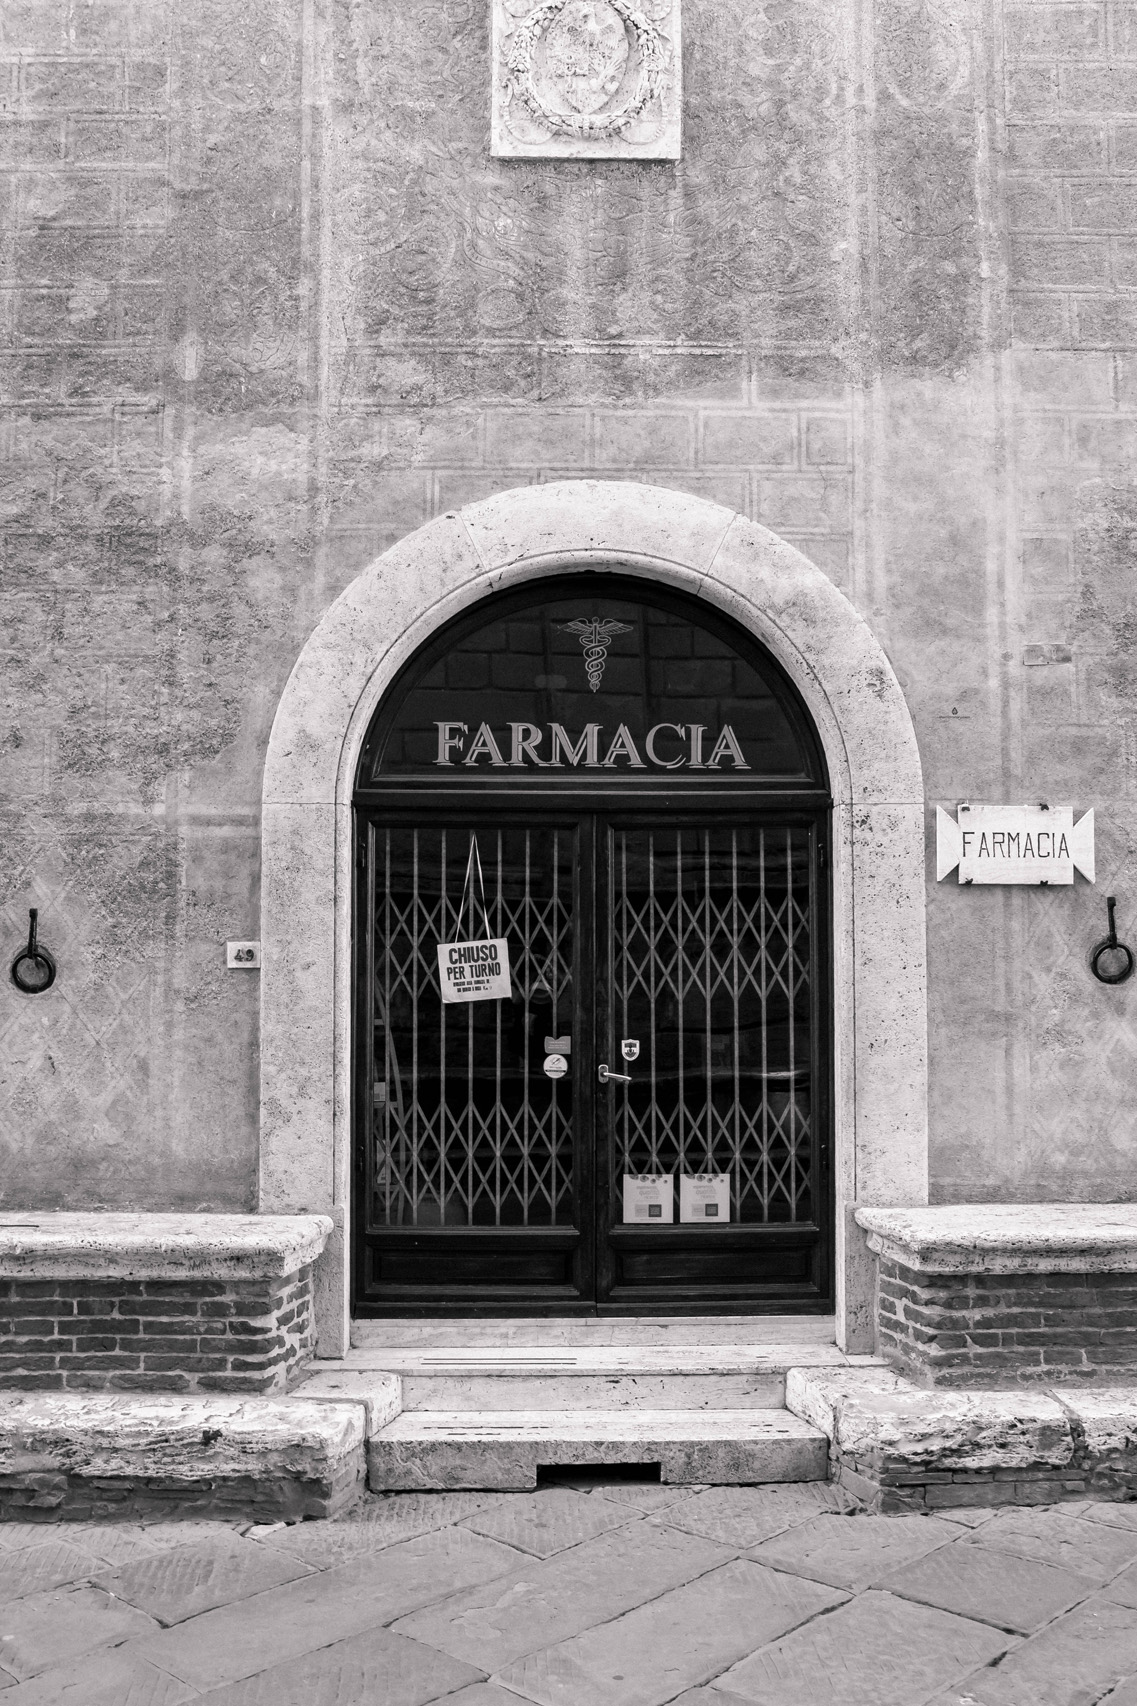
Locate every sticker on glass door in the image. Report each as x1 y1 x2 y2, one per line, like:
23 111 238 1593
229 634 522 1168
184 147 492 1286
623 1175 673 1222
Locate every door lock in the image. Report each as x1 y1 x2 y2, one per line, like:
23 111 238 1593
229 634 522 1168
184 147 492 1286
598 1064 632 1084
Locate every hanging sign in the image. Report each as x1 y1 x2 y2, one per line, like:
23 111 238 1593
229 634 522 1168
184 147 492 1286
623 1175 673 1223
437 938 512 1003
936 804 1095 886
679 1175 731 1223
436 838 513 1004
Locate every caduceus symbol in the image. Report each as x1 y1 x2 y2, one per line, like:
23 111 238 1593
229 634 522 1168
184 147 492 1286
557 618 634 692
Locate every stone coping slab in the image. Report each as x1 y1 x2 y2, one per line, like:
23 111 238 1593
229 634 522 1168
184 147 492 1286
0 1392 367 1480
854 1204 1137 1273
785 1367 1077 1470
783 1367 1137 1473
0 1212 333 1279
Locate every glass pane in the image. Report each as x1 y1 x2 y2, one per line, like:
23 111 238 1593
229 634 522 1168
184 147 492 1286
369 824 576 1228
609 825 814 1224
364 590 821 784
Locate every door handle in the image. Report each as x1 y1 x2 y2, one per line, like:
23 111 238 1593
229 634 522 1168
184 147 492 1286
598 1064 632 1084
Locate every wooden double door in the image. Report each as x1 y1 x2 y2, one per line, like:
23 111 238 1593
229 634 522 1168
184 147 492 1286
354 804 831 1314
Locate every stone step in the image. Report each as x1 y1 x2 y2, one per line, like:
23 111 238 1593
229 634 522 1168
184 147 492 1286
297 1336 884 1417
336 1342 854 1375
399 1373 786 1410
367 1407 830 1491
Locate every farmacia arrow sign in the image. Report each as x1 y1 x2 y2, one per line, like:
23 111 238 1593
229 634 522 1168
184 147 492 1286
936 803 1095 885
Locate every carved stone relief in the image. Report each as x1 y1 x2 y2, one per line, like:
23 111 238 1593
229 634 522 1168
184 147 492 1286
492 0 681 159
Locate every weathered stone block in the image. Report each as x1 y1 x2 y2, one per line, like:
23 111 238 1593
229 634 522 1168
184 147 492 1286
0 1393 368 1522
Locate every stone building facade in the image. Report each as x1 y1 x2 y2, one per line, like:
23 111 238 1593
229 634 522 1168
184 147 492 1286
2 0 1136 1357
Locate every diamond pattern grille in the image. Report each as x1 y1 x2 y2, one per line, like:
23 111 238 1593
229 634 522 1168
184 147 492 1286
367 818 817 1234
609 826 815 1223
369 825 576 1227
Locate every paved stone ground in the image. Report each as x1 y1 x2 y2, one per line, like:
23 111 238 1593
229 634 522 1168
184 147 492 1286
5 1485 1137 1703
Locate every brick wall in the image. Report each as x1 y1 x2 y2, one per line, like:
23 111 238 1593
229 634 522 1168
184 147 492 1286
0 1265 314 1394
877 1259 1137 1386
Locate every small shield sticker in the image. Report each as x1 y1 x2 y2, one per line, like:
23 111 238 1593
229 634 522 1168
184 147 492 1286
620 1039 640 1062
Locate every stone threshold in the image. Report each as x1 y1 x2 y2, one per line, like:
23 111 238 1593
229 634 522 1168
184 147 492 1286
350 1313 849 1349
326 1342 877 1376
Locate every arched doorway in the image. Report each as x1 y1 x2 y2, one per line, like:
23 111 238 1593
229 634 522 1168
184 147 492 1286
353 573 832 1315
259 480 927 1357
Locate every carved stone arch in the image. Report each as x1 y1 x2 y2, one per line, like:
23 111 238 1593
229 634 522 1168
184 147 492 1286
260 481 928 1355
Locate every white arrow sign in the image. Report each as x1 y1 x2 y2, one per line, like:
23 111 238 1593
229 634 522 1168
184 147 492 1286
936 804 1095 886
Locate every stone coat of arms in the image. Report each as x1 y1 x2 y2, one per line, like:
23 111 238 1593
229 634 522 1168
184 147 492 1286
492 0 681 159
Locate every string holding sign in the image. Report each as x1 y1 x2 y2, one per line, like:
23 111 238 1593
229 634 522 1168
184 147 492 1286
436 835 513 1005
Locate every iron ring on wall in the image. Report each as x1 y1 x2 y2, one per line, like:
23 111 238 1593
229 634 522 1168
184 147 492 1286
10 909 55 995
1091 896 1135 986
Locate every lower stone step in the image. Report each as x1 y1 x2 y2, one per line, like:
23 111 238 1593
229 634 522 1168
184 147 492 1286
367 1407 829 1491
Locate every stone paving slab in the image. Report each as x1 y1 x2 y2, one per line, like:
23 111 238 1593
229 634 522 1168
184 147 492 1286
58 1523 225 1569
0 1527 71 1554
5 1485 1137 1704
185 1624 483 1705
928 1593 1137 1706
95 1532 314 1625
652 1481 861 1548
877 1539 1099 1634
496 1558 847 1706
0 1647 196 1706
0 1540 104 1603
135 1525 523 1690
442 1688 546 1706
258 1489 510 1567
591 1482 699 1512
0 1582 157 1681
461 1486 640 1556
749 1511 965 1590
1104 1560 1137 1609
962 1506 1137 1582
1102 1679 1137 1706
715 1589 1012 1705
1078 1502 1137 1532
391 1520 733 1671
